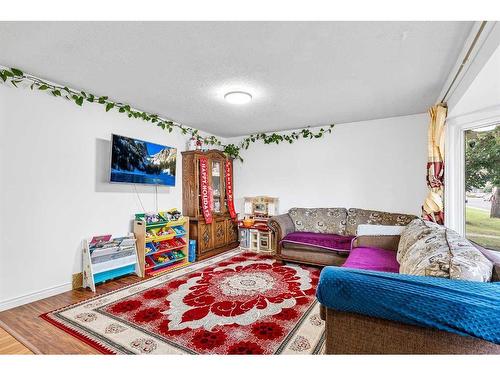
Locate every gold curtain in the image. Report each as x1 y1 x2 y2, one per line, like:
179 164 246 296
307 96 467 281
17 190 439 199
422 104 447 224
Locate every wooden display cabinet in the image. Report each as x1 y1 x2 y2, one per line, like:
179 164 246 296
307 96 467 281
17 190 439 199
182 150 239 260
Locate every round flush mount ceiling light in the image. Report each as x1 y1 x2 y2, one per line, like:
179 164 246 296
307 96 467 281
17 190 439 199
224 91 252 105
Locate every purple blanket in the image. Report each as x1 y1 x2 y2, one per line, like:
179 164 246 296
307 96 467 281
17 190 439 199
342 246 400 273
280 232 354 252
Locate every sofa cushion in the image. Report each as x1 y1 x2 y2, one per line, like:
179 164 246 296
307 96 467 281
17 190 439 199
353 235 401 252
280 246 348 266
281 231 354 252
398 219 493 282
342 247 400 273
288 207 347 235
345 208 416 236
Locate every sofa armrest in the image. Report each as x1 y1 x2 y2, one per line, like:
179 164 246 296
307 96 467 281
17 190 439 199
473 243 500 282
493 265 500 282
268 214 295 259
316 267 500 344
352 235 400 251
268 214 295 241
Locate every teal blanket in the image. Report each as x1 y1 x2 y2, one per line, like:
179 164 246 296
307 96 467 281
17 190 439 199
316 267 500 344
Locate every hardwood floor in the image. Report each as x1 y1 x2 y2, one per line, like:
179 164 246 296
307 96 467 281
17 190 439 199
0 327 32 354
0 274 142 354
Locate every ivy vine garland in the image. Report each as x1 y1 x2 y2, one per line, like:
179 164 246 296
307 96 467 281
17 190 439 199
0 66 335 161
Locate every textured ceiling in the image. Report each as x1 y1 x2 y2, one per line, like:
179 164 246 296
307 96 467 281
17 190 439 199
0 21 472 137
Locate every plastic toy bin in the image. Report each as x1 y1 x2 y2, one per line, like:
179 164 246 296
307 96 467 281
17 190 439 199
135 212 169 226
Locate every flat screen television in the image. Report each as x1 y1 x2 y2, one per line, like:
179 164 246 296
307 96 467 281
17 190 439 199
110 134 177 186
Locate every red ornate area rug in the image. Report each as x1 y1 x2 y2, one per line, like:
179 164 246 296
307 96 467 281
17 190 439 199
42 249 325 354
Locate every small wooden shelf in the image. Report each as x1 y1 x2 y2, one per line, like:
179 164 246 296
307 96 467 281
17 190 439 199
134 214 190 277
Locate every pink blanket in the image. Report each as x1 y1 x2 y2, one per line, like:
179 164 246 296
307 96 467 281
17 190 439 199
342 247 400 273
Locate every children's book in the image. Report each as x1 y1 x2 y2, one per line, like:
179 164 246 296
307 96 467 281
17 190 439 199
89 235 112 248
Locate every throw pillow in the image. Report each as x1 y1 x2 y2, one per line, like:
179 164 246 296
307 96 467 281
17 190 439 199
288 208 347 235
397 218 438 263
357 224 406 236
398 220 493 282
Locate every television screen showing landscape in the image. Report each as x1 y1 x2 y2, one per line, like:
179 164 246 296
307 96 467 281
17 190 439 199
110 134 177 186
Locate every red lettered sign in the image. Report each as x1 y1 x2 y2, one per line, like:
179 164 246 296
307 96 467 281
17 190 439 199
225 159 237 219
199 157 213 224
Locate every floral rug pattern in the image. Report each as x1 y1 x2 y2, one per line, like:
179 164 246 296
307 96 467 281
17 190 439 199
42 249 325 354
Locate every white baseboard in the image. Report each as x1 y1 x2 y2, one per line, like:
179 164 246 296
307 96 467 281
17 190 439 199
0 283 72 312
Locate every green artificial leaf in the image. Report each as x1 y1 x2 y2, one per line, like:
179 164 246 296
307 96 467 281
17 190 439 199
0 66 335 163
10 68 23 76
98 96 108 104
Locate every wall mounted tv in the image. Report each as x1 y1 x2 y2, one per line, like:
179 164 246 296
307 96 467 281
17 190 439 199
110 134 177 186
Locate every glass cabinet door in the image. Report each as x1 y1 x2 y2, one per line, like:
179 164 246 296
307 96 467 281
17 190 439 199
211 160 223 213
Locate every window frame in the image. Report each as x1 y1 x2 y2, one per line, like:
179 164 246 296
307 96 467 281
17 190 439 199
445 105 500 237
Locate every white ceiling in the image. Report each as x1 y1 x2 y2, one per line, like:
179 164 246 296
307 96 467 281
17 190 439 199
0 21 472 137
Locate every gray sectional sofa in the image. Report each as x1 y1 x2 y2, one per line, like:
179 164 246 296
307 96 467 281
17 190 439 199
268 207 416 266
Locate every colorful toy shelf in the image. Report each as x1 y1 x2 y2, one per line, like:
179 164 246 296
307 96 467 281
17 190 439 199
134 210 190 277
82 234 141 292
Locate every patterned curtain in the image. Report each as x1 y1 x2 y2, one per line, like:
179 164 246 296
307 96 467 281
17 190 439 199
422 104 447 224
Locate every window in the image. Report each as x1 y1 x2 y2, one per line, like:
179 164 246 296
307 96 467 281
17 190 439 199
464 124 500 251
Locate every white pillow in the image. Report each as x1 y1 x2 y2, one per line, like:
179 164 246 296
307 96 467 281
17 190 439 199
356 224 405 236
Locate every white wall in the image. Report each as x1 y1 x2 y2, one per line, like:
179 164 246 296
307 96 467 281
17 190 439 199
0 85 428 310
0 85 204 310
227 113 428 216
448 44 500 117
